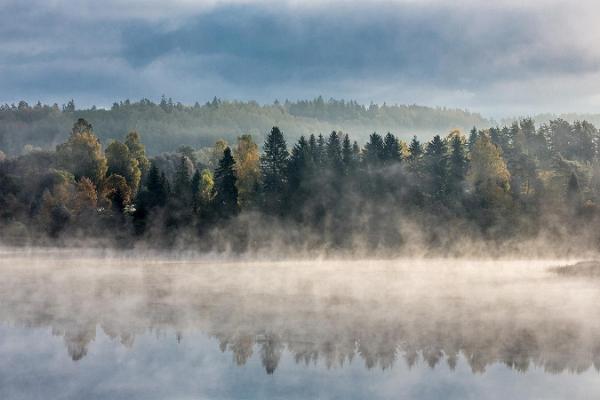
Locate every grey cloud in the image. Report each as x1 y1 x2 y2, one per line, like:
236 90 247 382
2 0 600 116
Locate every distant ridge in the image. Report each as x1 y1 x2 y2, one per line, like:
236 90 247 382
0 97 490 155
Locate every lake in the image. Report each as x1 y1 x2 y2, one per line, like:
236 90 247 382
1 250 599 399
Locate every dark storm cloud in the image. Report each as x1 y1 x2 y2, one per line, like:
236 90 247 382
120 3 594 86
2 0 600 115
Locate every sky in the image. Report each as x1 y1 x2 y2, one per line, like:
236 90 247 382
2 0 600 118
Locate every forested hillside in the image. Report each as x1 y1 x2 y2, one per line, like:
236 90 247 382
0 97 489 155
1 115 599 256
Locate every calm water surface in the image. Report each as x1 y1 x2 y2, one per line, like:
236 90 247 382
1 251 599 399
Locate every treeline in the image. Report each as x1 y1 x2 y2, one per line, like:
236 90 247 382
0 97 489 156
1 116 600 255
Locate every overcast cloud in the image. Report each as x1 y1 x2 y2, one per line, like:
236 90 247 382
2 0 600 117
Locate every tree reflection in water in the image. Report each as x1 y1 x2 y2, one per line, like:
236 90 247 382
0 253 599 375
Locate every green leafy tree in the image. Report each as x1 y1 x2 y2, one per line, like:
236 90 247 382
468 134 511 206
233 134 260 208
56 119 107 185
191 169 214 213
125 131 150 178
105 140 141 194
102 174 132 212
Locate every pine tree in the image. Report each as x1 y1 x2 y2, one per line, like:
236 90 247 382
146 164 168 208
566 172 582 213
213 147 239 217
468 126 479 152
260 127 289 214
407 135 423 174
316 134 326 166
342 134 357 174
363 133 385 165
326 131 343 172
382 132 401 163
173 156 192 201
424 135 449 201
448 134 468 201
287 136 313 214
308 134 318 163
191 170 202 213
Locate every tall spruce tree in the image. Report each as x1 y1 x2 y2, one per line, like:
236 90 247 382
363 133 385 165
326 131 343 173
407 136 423 174
342 134 357 174
213 147 239 217
146 163 168 208
260 127 289 214
424 135 449 201
383 132 401 163
448 134 468 202
468 126 479 152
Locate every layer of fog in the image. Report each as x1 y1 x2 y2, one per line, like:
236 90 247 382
1 250 599 375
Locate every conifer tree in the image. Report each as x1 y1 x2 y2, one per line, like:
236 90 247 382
383 132 401 163
363 133 385 165
424 135 449 201
173 156 193 201
468 126 479 152
213 147 239 217
326 131 343 173
145 164 168 208
448 134 468 201
342 134 357 174
408 136 423 166
260 127 289 213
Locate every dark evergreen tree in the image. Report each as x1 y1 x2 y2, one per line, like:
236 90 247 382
424 135 449 201
261 127 289 214
287 136 313 217
468 126 479 152
213 147 239 217
191 170 202 213
316 134 326 166
407 136 423 174
326 131 343 173
146 164 168 208
448 135 468 202
308 134 318 162
363 133 385 165
173 156 192 201
566 172 582 213
342 134 357 174
382 132 401 163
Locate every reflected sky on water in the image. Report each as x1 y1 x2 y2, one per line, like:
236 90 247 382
1 253 599 399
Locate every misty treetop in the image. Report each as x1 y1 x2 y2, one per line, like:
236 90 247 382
0 97 489 156
1 116 600 255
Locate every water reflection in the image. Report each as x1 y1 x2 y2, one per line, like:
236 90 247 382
0 254 599 376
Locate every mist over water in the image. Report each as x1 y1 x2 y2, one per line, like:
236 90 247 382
1 249 600 399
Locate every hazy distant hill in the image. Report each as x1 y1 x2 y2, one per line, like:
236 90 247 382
0 97 490 155
502 113 600 128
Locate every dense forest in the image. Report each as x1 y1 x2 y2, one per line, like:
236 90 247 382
1 113 600 256
0 109 600 254
0 97 489 155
